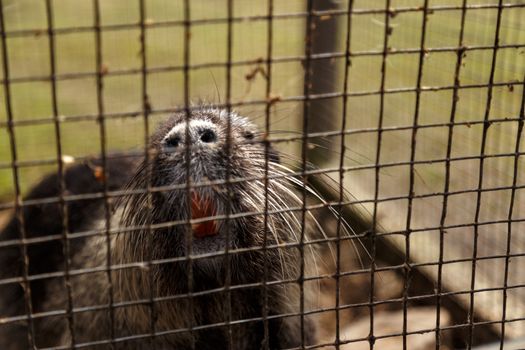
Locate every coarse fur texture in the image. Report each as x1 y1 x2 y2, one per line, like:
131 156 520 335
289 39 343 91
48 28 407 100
0 107 328 349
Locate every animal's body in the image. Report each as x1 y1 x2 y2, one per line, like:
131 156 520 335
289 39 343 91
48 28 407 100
0 108 319 349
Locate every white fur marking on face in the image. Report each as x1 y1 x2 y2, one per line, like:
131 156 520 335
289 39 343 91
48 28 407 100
164 119 218 142
219 109 230 119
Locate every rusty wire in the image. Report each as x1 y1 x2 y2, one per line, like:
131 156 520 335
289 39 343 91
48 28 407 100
1 1 524 349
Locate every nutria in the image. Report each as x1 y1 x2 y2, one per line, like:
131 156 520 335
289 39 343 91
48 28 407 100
0 107 334 349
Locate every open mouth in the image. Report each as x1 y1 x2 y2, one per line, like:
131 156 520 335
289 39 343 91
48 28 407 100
190 191 218 239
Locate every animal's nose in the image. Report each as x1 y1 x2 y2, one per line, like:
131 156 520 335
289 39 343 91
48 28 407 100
198 128 217 144
163 120 219 150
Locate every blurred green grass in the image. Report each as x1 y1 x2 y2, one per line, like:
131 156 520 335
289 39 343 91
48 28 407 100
0 0 524 200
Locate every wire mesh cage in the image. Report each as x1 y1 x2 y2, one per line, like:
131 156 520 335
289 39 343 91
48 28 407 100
0 0 524 349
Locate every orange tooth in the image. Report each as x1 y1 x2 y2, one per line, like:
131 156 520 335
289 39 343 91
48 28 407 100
191 192 218 238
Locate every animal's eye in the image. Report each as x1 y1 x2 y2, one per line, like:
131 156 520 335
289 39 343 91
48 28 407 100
165 135 181 148
243 131 254 140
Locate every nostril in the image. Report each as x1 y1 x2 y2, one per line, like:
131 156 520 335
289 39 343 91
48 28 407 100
200 129 217 143
165 135 181 148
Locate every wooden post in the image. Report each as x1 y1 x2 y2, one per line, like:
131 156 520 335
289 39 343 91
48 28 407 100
305 0 341 167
